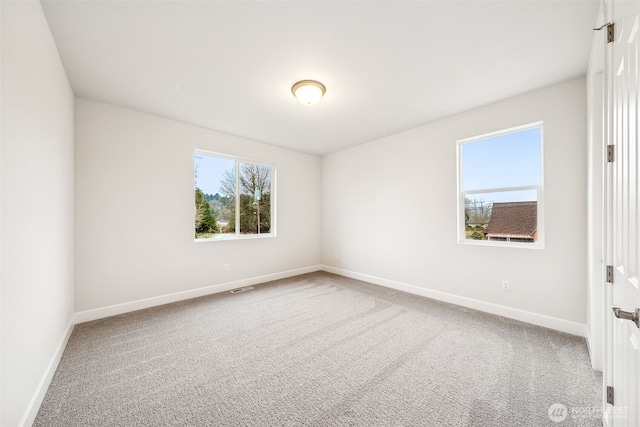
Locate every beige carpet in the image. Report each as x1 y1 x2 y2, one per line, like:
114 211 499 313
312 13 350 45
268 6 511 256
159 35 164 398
34 272 602 426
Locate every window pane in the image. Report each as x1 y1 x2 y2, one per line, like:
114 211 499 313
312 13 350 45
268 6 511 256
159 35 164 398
194 151 274 240
461 127 541 191
238 163 271 234
464 190 538 243
459 124 542 246
194 153 236 239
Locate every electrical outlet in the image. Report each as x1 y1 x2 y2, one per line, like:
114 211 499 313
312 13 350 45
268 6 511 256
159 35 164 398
334 252 339 259
224 264 229 272
501 280 511 291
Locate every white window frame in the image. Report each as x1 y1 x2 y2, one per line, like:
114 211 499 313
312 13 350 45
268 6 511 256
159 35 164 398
456 122 545 249
194 149 276 242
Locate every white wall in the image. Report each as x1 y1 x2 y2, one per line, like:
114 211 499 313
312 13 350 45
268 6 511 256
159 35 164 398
322 77 588 331
74 98 321 313
1 2 75 425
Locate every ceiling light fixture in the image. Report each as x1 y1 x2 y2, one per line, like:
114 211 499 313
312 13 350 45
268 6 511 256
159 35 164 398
291 80 326 105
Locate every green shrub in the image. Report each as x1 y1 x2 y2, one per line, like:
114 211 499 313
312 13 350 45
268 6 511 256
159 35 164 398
471 231 485 240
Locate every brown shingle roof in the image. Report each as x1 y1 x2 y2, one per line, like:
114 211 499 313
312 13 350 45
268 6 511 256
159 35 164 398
485 201 537 238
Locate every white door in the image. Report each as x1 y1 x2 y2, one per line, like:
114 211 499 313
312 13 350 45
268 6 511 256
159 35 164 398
604 0 640 425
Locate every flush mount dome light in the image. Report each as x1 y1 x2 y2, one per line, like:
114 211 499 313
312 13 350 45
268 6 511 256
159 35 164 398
291 80 326 105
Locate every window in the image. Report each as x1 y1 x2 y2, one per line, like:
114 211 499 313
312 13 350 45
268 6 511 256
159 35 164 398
457 122 543 247
194 151 275 240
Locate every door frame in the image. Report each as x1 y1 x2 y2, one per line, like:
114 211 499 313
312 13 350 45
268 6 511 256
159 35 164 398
587 0 606 373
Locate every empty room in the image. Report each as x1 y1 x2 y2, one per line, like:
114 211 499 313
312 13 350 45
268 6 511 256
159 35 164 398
2 0 639 426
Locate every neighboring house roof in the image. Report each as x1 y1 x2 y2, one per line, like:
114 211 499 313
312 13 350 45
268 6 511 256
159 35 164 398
485 201 537 238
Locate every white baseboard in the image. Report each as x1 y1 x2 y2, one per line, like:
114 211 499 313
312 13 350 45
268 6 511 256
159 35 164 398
322 265 587 337
73 265 323 324
20 317 74 427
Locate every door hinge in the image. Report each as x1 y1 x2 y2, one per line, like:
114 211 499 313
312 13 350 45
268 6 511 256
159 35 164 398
608 23 615 43
607 386 614 405
607 265 614 283
607 145 615 163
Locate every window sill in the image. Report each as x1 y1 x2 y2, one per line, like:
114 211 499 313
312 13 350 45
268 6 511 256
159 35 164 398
195 233 276 242
458 239 544 249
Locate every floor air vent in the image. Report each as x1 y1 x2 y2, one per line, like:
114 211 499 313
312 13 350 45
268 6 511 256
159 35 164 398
230 286 254 294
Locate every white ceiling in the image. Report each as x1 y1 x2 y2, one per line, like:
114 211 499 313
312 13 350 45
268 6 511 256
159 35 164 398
41 1 599 156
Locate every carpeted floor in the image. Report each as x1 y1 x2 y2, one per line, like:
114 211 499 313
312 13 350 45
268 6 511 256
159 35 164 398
34 272 602 426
